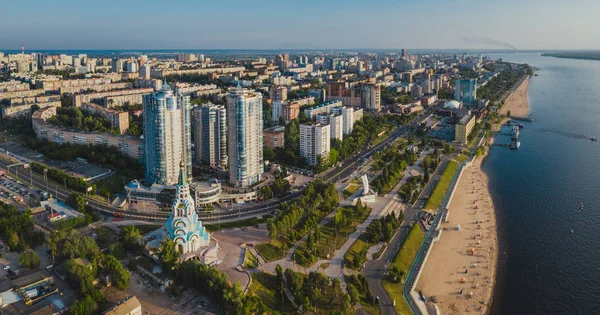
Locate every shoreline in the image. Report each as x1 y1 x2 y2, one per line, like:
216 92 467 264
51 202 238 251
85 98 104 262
416 155 498 315
499 78 530 118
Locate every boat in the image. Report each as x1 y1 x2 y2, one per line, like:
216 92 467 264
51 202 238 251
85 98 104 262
590 137 597 141
570 229 574 234
580 202 584 210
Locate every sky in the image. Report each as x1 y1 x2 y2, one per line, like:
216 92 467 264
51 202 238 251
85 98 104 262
1 0 599 50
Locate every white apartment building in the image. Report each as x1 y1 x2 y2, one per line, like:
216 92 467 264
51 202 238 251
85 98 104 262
315 113 343 141
330 106 354 135
300 123 330 165
226 86 264 187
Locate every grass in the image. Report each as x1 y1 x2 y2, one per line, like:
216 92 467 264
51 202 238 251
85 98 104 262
294 206 370 267
244 249 259 269
94 172 133 195
342 184 360 199
379 173 404 195
204 216 269 232
454 153 469 163
249 272 295 313
255 240 287 262
344 237 370 270
424 160 459 210
382 224 425 315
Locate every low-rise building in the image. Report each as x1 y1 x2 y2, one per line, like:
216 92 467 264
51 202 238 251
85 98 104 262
263 126 285 149
32 107 143 160
282 101 300 122
103 296 142 315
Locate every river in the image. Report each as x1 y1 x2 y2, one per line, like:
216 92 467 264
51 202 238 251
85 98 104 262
483 53 600 314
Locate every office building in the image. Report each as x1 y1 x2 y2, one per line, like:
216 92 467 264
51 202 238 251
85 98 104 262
143 82 192 186
226 86 264 187
193 104 227 169
300 123 330 165
315 113 343 141
455 79 477 104
455 114 475 144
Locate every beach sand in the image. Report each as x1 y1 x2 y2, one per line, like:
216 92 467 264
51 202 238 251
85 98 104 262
500 78 529 118
416 156 498 315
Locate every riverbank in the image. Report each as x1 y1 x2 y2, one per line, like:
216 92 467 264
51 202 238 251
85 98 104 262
416 154 498 314
500 78 529 118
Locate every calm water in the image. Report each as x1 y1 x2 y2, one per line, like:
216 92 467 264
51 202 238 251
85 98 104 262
483 53 600 314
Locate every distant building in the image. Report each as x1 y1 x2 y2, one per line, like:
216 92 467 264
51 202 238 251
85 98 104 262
308 88 326 102
360 83 381 112
455 79 477 104
263 126 285 149
304 100 343 119
270 85 287 103
193 104 227 169
138 64 151 80
282 101 300 122
315 113 343 141
272 101 284 122
226 86 264 187
300 123 330 165
143 82 192 186
111 58 123 73
81 103 130 134
455 114 475 144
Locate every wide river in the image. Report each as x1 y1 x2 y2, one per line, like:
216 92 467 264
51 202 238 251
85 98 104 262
484 53 600 314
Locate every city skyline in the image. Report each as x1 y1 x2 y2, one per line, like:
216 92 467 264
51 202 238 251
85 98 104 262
2 0 600 50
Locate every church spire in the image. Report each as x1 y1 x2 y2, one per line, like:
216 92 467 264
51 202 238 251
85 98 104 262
178 161 186 186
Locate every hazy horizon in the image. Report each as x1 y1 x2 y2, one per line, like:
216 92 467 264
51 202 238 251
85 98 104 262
1 0 598 50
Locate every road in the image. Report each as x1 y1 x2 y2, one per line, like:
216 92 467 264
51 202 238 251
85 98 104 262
362 154 447 315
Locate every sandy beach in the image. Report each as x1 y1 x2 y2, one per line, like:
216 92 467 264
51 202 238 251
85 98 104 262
500 78 530 118
416 156 498 315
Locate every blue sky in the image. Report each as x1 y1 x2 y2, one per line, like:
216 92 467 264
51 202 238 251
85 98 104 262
1 0 598 50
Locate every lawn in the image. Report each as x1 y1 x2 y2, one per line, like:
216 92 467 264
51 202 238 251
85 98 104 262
294 206 370 267
249 272 295 313
424 160 459 210
382 224 425 315
204 216 269 232
342 184 360 199
454 153 469 163
380 173 404 195
94 172 133 195
344 237 370 270
255 240 287 262
244 249 259 269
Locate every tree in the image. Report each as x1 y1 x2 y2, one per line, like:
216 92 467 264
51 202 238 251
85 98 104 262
19 250 40 269
66 193 86 213
109 242 126 260
157 239 179 271
341 294 353 313
347 284 360 304
119 225 143 253
506 110 511 117
70 295 97 315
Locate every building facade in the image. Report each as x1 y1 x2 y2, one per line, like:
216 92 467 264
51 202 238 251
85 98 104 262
455 79 477 104
455 114 475 144
300 123 330 165
193 104 228 169
282 101 300 122
330 106 354 135
143 82 192 186
263 126 285 149
226 86 264 187
315 113 343 141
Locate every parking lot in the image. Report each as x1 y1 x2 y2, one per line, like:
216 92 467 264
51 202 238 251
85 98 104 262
0 173 38 210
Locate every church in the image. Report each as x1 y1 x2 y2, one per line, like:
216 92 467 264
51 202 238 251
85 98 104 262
154 161 219 263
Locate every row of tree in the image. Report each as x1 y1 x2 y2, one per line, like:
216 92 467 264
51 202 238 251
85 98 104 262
267 179 338 247
47 107 121 135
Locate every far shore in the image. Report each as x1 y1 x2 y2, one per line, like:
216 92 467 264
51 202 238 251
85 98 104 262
499 78 529 118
